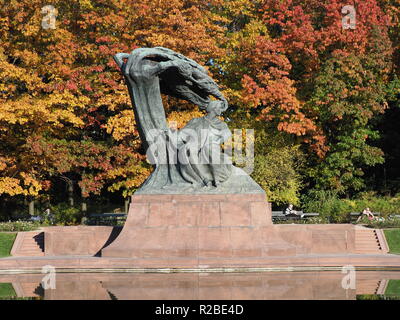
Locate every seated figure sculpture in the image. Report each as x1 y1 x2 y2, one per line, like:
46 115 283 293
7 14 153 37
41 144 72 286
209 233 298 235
172 100 233 189
113 47 263 194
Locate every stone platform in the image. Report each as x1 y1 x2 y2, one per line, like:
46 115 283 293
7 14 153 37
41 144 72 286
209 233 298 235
101 193 358 261
2 193 395 270
101 193 277 258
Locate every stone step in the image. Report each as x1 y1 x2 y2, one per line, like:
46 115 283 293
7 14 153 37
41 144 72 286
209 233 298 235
17 252 45 257
355 228 383 254
356 240 380 243
356 280 381 294
357 235 379 238
21 242 44 246
356 245 381 249
17 247 44 251
19 245 44 250
11 231 45 257
18 249 44 253
356 245 382 249
356 235 379 238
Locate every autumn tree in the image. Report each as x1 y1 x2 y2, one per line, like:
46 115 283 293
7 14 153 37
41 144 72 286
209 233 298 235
0 0 227 216
236 0 394 194
0 0 399 215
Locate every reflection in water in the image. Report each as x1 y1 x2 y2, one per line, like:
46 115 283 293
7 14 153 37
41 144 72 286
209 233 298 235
0 271 400 300
357 279 400 300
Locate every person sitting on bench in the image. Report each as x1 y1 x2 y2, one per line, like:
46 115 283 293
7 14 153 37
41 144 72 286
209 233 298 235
284 204 305 218
356 207 375 223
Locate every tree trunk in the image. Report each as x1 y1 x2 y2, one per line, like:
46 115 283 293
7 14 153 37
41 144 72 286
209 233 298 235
29 200 35 216
81 201 87 213
124 198 130 214
81 185 87 214
67 180 74 206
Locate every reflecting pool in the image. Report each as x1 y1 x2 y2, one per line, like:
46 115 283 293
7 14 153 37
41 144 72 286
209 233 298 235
1 271 400 300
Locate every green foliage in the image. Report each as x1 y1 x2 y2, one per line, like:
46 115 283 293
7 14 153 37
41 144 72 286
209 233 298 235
350 192 400 215
308 50 388 194
252 147 302 205
231 116 304 205
302 191 400 223
49 203 83 225
384 229 400 254
273 216 330 224
0 221 40 232
363 217 400 228
301 190 351 222
0 233 16 257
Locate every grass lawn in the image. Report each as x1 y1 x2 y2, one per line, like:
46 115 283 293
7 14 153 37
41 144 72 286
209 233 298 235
384 229 400 254
385 280 400 296
0 232 16 258
0 283 16 298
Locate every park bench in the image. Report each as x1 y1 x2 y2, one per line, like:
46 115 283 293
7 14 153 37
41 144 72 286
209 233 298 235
272 211 319 222
272 211 288 221
349 212 381 222
86 213 127 226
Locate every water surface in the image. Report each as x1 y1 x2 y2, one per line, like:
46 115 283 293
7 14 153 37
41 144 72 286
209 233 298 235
1 271 400 300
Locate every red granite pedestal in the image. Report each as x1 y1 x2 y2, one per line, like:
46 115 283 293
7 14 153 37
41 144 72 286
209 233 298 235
101 193 304 259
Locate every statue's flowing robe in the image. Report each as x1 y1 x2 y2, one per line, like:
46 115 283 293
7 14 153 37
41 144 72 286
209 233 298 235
177 117 232 185
115 47 231 192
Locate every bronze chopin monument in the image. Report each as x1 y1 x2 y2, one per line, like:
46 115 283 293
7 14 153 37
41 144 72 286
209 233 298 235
113 47 263 195
102 48 275 259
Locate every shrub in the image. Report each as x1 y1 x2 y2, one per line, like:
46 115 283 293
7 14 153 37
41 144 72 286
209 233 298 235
302 190 400 223
296 216 331 224
301 190 352 223
49 203 83 225
0 221 41 232
363 216 400 229
352 192 400 216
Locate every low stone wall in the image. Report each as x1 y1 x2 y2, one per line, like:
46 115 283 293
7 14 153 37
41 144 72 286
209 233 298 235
271 224 357 254
42 226 121 256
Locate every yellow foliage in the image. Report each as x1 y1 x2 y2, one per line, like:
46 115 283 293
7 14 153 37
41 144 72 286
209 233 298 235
0 177 25 196
106 110 136 141
0 174 42 196
167 110 205 129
